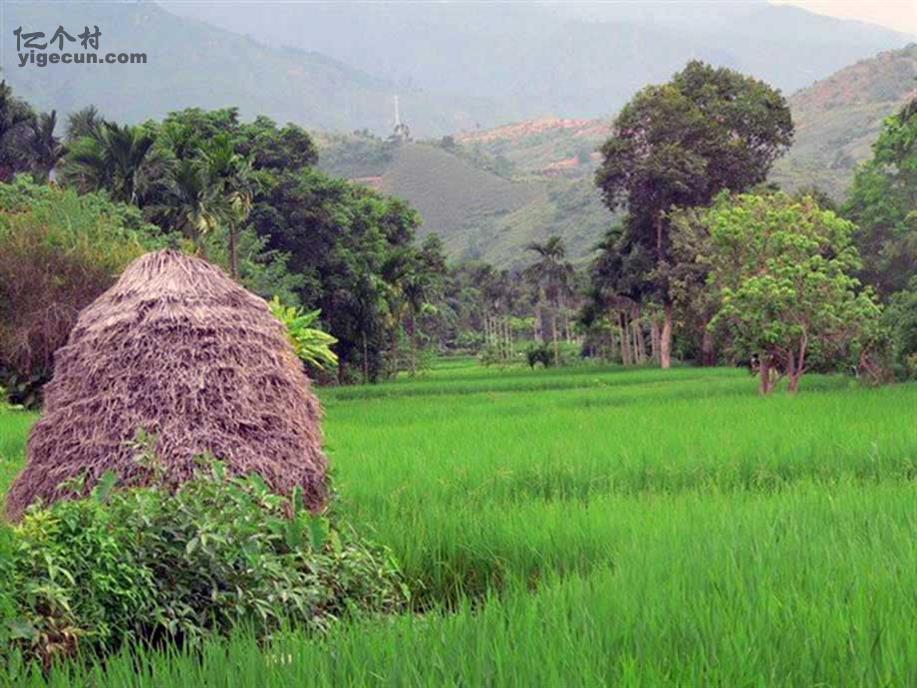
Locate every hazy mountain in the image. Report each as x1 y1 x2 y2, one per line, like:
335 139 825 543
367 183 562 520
771 43 917 199
162 1 914 132
1 1 511 134
316 132 613 268
3 1 913 265
319 43 917 266
4 1 912 137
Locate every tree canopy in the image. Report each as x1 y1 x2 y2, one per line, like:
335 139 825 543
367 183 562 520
844 98 916 297
706 192 880 393
594 60 794 367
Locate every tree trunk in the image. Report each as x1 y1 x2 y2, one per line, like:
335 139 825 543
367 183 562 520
701 326 716 367
229 224 239 279
630 319 640 364
619 312 632 366
409 311 417 377
508 318 515 359
362 331 369 384
759 356 773 395
660 302 673 369
502 317 508 361
608 313 618 362
391 319 400 375
786 350 802 394
560 294 571 342
551 307 560 366
535 302 544 344
634 318 647 363
787 338 807 394
650 319 660 363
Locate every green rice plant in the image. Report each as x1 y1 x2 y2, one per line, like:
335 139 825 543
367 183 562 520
6 481 914 687
1 360 915 685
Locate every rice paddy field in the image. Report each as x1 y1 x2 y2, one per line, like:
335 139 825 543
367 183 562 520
1 360 916 686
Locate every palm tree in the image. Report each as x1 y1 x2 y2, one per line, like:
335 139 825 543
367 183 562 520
200 135 255 278
401 268 437 376
525 236 574 366
28 110 67 183
161 158 222 248
0 80 35 181
65 105 103 142
63 121 157 204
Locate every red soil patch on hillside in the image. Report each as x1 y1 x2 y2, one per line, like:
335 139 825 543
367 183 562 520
791 47 917 113
455 117 610 144
351 176 384 191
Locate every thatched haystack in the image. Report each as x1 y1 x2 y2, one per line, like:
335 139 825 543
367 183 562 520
5 250 328 521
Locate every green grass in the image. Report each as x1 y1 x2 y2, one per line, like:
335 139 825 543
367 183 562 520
2 361 915 685
0 411 37 511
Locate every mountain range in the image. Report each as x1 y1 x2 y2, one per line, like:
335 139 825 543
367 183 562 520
1 1 914 267
3 1 913 137
1 0 505 134
160 0 913 135
317 43 917 267
771 43 917 198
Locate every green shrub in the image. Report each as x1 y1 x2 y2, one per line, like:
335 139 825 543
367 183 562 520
269 297 339 371
884 279 917 380
2 459 407 667
525 342 553 369
524 341 582 369
0 177 168 407
0 527 17 649
454 330 484 354
478 343 512 367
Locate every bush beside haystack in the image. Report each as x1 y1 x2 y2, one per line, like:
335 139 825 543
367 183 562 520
5 249 328 521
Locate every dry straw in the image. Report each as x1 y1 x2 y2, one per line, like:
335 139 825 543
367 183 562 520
5 250 328 520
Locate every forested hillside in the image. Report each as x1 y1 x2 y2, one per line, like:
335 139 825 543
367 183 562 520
771 44 917 198
314 44 917 265
318 136 613 267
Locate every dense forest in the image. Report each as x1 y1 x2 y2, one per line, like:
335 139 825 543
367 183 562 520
1 56 915 409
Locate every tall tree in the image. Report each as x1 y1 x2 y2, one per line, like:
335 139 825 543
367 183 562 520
398 236 447 375
707 192 880 394
525 236 574 366
157 158 221 247
65 106 103 142
63 121 158 204
595 60 793 368
239 116 318 172
201 134 256 278
844 98 916 298
27 111 67 184
0 80 35 182
668 207 720 365
253 168 422 382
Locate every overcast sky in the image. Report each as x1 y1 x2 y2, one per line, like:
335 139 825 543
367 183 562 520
772 1 917 35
